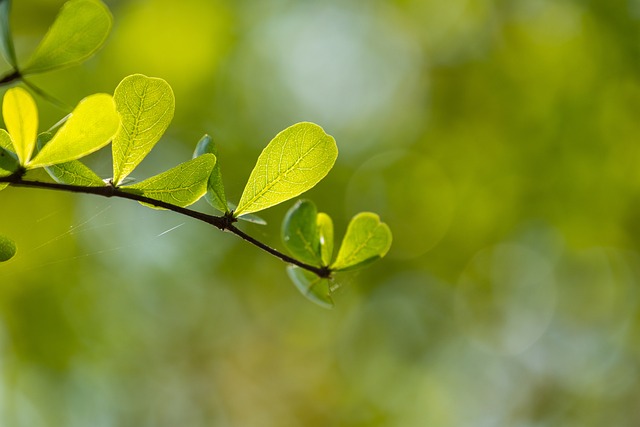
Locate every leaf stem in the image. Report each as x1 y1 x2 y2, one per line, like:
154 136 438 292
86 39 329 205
0 172 331 278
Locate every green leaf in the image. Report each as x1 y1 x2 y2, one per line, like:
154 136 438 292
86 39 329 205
282 199 321 265
0 128 13 152
21 0 112 74
37 131 105 186
112 74 175 185
286 266 333 309
193 134 228 213
235 122 338 216
2 87 38 165
0 146 18 177
317 212 334 266
0 0 17 68
0 234 16 262
121 154 216 208
331 212 392 272
28 93 118 168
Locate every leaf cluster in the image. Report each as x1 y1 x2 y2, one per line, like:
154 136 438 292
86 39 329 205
0 0 392 308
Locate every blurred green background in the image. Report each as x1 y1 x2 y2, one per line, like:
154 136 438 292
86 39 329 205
2 0 640 425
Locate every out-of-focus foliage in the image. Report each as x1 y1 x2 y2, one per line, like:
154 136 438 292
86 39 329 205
1 0 640 426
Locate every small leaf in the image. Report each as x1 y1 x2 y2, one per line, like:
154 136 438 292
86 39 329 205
121 154 216 208
331 212 392 272
317 212 334 266
286 266 334 309
112 74 175 185
28 93 118 168
37 131 105 186
0 234 16 262
0 0 17 68
282 199 321 265
0 146 18 176
235 122 338 216
2 87 38 165
193 134 228 213
21 0 112 74
0 128 13 152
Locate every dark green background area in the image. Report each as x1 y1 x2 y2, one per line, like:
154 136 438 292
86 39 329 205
2 0 640 425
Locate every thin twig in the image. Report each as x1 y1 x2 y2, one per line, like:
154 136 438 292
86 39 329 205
0 172 331 277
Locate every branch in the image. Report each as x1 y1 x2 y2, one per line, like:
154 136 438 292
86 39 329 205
0 70 21 86
0 172 331 278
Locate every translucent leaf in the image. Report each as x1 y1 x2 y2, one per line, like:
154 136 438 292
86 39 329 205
235 122 338 216
331 212 392 271
21 0 112 74
193 134 228 213
317 212 334 266
0 234 16 262
0 146 18 177
286 266 333 309
112 74 175 185
121 153 216 208
28 93 118 168
0 0 17 68
0 128 13 152
37 131 104 186
2 87 37 165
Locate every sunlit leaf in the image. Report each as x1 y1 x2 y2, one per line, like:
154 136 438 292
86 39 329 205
112 74 175 185
2 87 37 165
37 131 104 186
282 199 321 265
28 93 118 168
121 153 215 208
0 234 16 262
317 212 334 266
193 134 228 213
286 266 333 309
21 0 112 74
331 212 392 271
0 0 17 68
235 122 338 216
0 146 18 177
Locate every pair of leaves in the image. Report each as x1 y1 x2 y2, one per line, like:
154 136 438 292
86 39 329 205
0 87 119 170
0 0 112 75
110 75 215 208
282 200 392 308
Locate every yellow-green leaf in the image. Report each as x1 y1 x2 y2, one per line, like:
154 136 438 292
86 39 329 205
112 74 175 185
331 212 392 272
21 0 112 74
317 212 334 266
28 93 118 168
2 87 37 165
121 154 216 208
286 266 334 309
235 122 338 216
0 234 16 262
36 131 105 186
